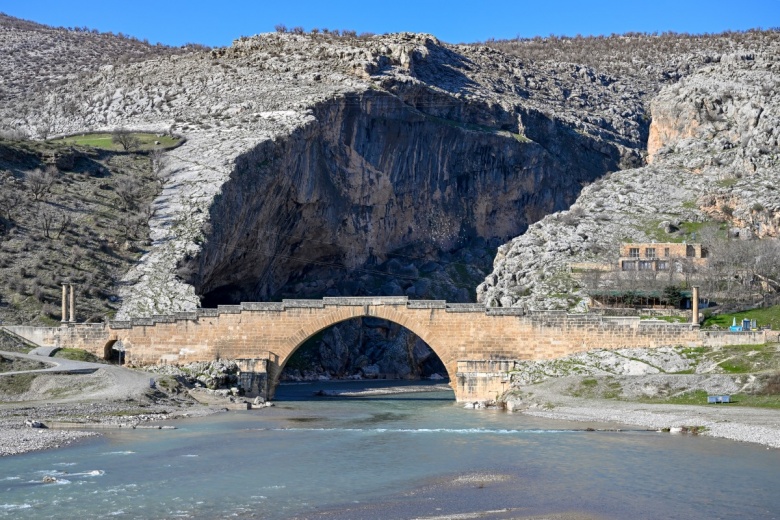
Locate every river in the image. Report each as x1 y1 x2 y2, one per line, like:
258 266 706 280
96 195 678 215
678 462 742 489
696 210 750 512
2 380 779 519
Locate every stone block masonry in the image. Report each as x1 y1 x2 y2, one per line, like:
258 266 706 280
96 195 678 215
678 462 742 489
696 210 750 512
12 297 761 402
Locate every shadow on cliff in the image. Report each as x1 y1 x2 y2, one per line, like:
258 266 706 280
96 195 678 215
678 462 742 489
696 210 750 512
176 84 629 378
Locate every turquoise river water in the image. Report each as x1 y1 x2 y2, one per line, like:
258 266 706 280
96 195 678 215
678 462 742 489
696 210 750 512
1 380 779 519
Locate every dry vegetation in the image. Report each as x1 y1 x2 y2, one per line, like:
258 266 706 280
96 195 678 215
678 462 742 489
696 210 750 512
0 13 208 139
0 138 161 325
483 29 780 97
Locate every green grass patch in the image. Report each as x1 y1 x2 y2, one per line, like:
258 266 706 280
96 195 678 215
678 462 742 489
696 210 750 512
680 346 708 357
643 389 780 408
581 378 598 387
642 389 708 405
716 177 739 188
52 133 181 152
54 348 106 364
703 305 780 330
718 360 751 373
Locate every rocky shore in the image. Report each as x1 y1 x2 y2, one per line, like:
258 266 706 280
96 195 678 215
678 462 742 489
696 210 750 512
517 397 780 449
502 344 780 449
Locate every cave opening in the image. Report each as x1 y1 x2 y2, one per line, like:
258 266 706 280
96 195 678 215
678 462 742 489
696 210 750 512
280 316 448 385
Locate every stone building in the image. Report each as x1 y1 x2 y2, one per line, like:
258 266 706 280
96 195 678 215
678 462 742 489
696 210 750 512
618 242 708 273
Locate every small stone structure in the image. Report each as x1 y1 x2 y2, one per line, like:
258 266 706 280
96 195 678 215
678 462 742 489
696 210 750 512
5 296 768 402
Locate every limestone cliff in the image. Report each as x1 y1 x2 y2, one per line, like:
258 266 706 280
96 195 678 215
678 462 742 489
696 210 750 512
478 51 780 309
0 30 642 318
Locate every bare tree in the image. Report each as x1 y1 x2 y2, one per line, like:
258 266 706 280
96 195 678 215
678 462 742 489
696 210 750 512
0 180 25 220
149 148 167 184
54 213 73 239
115 177 143 210
118 213 147 239
111 128 141 151
36 204 57 238
25 166 58 201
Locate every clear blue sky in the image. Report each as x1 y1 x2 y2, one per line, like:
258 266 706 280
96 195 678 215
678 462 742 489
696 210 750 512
1 0 778 47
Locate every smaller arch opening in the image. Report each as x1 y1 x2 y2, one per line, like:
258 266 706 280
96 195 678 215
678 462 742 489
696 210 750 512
103 339 123 364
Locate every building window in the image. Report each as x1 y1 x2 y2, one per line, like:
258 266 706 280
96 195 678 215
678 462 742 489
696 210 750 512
628 248 639 258
622 260 637 271
645 248 656 258
686 245 695 257
657 261 669 271
638 261 653 270
664 248 670 257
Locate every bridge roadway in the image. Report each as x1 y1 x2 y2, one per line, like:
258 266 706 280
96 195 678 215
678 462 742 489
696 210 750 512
4 297 767 402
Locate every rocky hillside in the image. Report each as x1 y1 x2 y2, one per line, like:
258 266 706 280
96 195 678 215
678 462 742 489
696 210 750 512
0 13 200 139
478 49 780 309
0 27 652 320
3 16 780 375
0 138 161 325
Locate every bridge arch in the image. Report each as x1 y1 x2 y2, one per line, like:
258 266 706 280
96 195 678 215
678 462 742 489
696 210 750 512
269 307 456 398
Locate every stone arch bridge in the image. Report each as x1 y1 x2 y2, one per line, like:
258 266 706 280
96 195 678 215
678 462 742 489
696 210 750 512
5 297 765 402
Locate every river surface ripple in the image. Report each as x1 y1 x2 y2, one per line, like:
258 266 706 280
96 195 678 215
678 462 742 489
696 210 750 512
1 380 779 519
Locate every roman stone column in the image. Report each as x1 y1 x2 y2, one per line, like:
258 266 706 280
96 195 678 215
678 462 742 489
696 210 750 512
691 286 699 325
61 284 68 323
69 284 75 323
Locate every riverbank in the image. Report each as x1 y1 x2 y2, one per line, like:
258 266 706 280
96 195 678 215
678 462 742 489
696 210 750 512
507 376 780 449
0 349 231 457
3 351 779 457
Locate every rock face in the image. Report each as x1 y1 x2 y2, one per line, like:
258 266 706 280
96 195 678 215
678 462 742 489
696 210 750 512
5 17 779 374
189 88 619 306
1 29 643 320
478 50 780 309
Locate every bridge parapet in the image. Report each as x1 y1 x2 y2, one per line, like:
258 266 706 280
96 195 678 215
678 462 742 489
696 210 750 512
445 303 488 312
321 296 409 306
407 300 447 309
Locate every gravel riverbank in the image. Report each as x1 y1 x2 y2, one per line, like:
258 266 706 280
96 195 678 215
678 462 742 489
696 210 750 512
0 350 233 457
507 378 780 449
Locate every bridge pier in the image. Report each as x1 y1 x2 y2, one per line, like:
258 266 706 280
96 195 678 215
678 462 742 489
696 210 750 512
455 361 513 403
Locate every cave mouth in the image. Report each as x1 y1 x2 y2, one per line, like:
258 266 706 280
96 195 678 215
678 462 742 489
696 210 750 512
280 316 448 384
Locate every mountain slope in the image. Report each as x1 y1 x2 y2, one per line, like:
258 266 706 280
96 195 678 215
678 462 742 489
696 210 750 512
478 51 780 309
